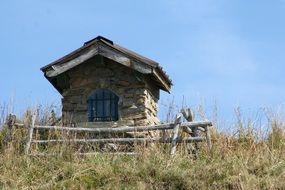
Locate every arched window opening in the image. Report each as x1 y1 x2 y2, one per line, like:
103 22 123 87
87 89 119 122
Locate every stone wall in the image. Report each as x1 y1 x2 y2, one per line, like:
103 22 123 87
61 55 160 127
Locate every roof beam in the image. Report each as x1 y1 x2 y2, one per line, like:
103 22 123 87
98 44 152 74
45 43 153 78
153 68 171 92
45 46 99 78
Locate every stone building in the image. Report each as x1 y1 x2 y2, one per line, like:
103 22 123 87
41 36 172 127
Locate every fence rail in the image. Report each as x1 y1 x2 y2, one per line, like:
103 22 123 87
5 108 213 156
32 121 211 133
32 136 206 144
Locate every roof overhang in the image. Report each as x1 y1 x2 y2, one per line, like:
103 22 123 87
41 36 172 92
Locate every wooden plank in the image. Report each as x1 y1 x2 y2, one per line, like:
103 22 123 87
44 43 154 76
33 121 212 133
46 46 99 77
192 125 199 158
29 152 137 157
76 152 137 156
98 44 153 74
10 121 212 131
25 114 36 154
171 113 183 155
152 69 171 92
181 108 193 122
180 121 212 128
34 123 174 132
181 108 193 135
32 137 205 144
12 123 25 128
205 126 212 150
4 114 16 143
182 126 192 134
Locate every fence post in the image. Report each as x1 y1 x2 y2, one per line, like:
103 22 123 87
192 127 199 158
170 113 182 155
181 108 193 122
181 108 193 133
181 108 197 156
205 125 212 150
25 113 36 155
5 114 16 144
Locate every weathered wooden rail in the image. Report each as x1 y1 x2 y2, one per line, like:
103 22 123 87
5 109 212 156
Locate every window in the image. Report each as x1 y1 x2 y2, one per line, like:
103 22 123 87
87 89 119 122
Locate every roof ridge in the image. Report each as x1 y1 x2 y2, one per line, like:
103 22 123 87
84 35 113 46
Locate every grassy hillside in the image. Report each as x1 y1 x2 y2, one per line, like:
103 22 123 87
0 106 285 189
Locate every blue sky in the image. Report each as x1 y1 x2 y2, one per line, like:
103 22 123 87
0 0 285 121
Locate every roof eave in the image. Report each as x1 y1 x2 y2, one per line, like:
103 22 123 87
40 40 99 72
41 36 172 92
152 68 172 93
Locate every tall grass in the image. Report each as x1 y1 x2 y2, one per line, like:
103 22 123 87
0 102 10 128
0 104 285 189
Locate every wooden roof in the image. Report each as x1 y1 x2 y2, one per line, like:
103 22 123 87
41 36 172 92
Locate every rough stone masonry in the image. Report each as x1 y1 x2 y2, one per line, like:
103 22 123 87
62 55 160 127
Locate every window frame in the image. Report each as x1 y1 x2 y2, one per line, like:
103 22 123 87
87 89 119 122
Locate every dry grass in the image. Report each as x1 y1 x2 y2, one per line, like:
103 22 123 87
0 105 285 189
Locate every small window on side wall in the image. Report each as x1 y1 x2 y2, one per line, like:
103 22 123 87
87 89 119 122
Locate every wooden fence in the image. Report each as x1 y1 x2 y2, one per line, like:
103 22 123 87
5 109 212 156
